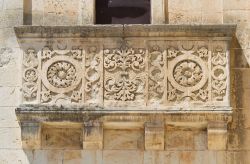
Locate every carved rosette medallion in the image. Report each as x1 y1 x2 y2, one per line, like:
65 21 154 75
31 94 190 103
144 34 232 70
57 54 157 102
104 45 146 102
42 56 81 94
167 44 209 102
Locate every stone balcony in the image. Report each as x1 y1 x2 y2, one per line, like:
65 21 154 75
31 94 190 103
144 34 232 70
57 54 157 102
15 25 236 150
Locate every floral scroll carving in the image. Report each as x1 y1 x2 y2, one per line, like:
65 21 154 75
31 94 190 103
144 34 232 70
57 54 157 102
21 40 229 108
104 45 146 101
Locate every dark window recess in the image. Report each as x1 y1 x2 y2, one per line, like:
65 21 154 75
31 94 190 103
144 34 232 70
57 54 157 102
96 0 150 24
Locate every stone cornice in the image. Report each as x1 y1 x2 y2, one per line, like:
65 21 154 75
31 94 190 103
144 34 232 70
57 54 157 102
14 24 236 38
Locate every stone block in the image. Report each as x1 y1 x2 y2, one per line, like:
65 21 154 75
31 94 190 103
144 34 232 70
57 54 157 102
165 130 195 150
81 150 102 164
0 107 19 128
1 9 23 28
201 0 223 12
0 0 3 10
42 126 82 149
207 122 228 150
202 12 223 24
223 10 250 27
216 151 227 164
145 122 164 150
63 150 82 164
151 0 165 24
0 127 22 149
33 150 63 164
168 0 202 12
223 0 250 10
169 11 202 24
81 0 95 24
0 86 21 107
83 122 103 150
21 122 41 149
143 151 165 164
103 150 143 164
0 150 32 164
104 129 144 150
3 0 22 10
0 47 22 87
43 0 79 25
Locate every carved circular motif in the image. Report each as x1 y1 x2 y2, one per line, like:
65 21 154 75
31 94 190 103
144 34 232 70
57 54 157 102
47 61 76 88
211 65 227 81
41 56 81 94
23 68 38 82
173 60 203 87
168 54 208 92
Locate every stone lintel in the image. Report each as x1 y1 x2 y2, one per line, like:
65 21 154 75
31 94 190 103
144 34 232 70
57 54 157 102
83 121 103 150
207 121 228 150
20 122 41 149
14 24 236 38
145 122 165 150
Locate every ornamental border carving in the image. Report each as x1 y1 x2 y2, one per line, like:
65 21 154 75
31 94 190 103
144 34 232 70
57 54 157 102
21 39 231 109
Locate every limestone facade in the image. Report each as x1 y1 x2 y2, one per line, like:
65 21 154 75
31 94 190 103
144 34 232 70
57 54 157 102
0 0 250 164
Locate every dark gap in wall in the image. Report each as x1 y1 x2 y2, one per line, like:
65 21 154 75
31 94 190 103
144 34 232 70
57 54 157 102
96 0 150 24
23 0 32 25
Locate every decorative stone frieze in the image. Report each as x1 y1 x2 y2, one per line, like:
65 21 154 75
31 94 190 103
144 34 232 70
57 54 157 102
15 25 236 150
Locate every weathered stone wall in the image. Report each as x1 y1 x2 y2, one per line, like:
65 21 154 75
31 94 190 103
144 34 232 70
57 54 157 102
0 0 250 164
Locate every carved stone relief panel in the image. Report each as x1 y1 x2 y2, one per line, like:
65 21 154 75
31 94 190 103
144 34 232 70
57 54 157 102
84 45 103 105
22 49 39 102
165 40 229 106
166 41 211 104
103 41 147 106
21 39 230 108
40 45 84 104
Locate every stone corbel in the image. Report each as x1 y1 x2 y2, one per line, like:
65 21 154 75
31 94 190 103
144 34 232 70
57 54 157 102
83 121 103 149
207 122 228 150
145 121 165 150
20 122 41 149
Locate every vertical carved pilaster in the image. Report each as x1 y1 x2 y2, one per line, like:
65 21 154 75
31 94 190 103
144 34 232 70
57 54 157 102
21 122 41 149
145 122 165 150
207 122 228 150
83 121 103 149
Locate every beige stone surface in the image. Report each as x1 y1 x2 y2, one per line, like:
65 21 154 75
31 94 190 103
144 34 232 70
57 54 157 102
0 87 21 107
103 150 143 164
1 0 250 163
0 107 19 128
42 126 82 149
104 129 144 150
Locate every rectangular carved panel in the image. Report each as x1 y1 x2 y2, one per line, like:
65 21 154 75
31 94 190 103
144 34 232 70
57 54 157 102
21 39 230 110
